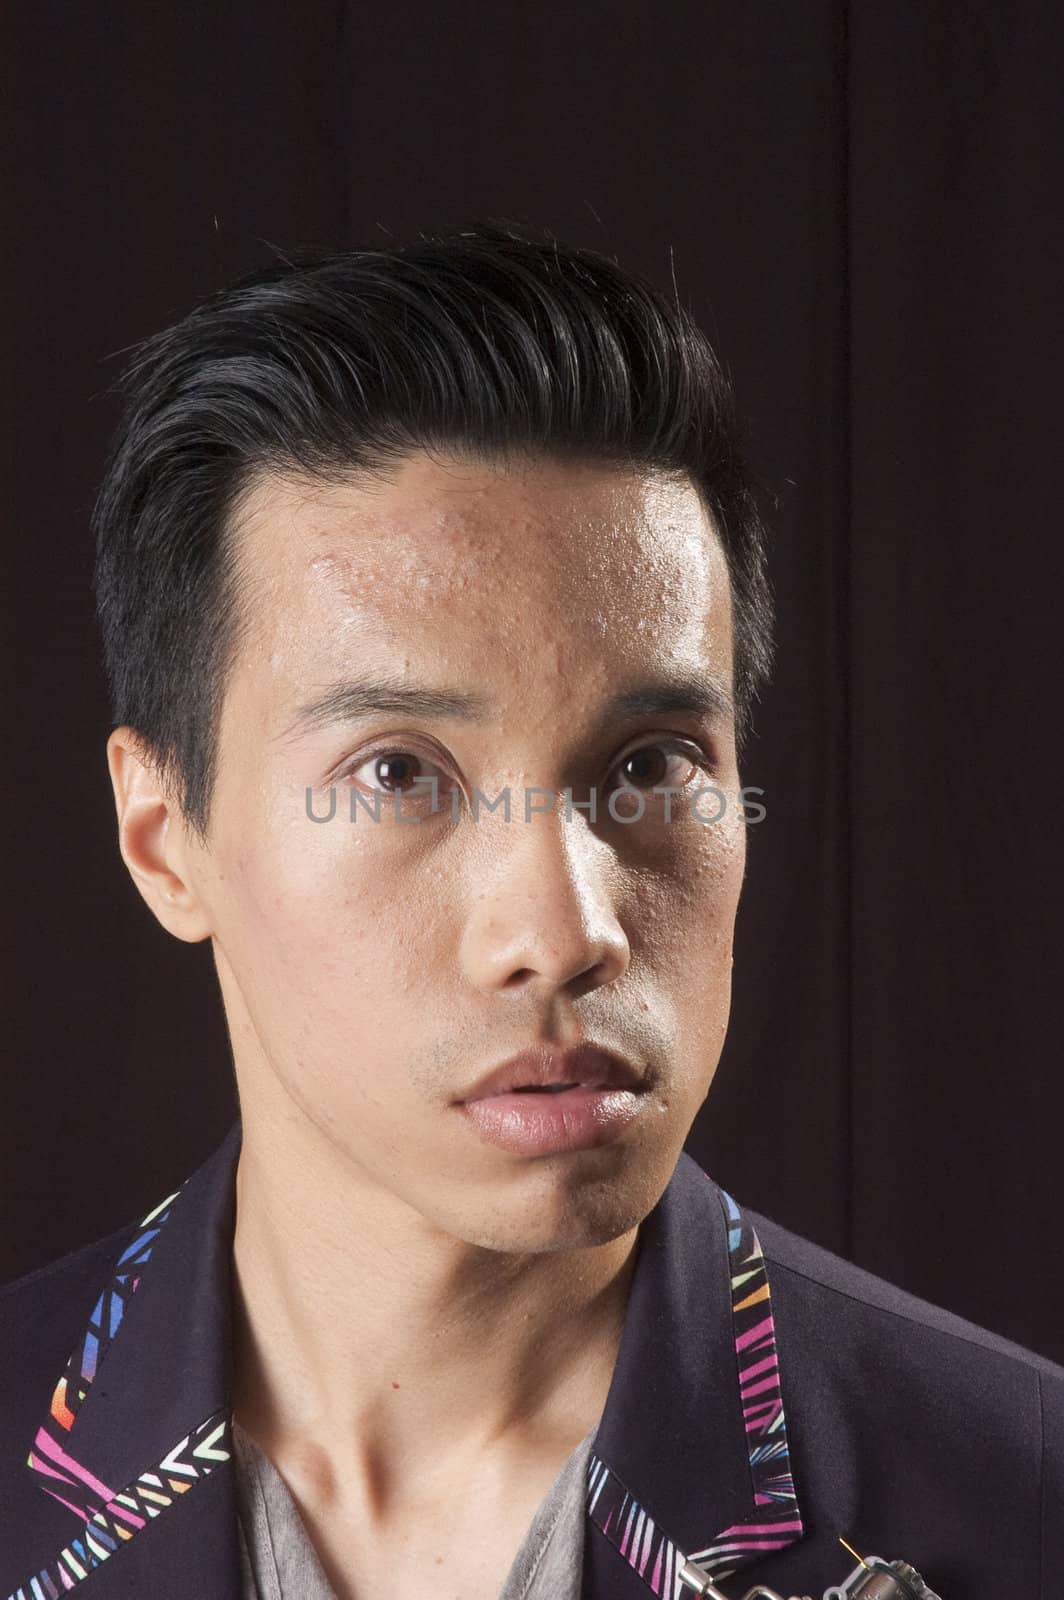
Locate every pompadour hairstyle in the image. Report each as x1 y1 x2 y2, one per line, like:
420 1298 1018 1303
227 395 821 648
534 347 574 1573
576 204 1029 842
93 221 775 841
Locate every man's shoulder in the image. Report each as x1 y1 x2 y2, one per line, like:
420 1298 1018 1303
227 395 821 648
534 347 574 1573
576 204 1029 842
740 1194 1064 1389
726 1191 1064 1568
0 1219 142 1435
1 1217 140 1321
0 1125 239 1362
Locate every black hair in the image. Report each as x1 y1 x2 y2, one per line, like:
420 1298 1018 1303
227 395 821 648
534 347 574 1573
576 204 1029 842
93 221 775 841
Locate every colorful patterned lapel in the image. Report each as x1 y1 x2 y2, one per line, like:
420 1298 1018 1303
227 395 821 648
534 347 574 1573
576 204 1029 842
6 1127 805 1600
584 1181 804 1598
5 1125 242 1600
23 1191 227 1560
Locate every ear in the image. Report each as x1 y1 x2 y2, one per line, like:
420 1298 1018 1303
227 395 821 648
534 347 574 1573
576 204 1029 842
105 727 213 943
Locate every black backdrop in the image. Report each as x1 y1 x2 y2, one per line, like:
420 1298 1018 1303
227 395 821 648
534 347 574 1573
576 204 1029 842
4 2 1062 1362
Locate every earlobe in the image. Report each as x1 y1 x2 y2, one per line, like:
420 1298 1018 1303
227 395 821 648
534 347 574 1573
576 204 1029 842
105 727 213 944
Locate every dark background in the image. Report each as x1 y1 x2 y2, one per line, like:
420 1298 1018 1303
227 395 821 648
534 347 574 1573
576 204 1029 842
3 2 1062 1361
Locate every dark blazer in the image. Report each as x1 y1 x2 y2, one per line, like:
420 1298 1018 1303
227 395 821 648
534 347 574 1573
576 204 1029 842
2 1120 1061 1599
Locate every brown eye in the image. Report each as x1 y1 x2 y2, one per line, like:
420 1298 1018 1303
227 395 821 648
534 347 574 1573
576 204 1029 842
370 752 423 793
612 743 702 793
344 748 450 802
618 747 671 789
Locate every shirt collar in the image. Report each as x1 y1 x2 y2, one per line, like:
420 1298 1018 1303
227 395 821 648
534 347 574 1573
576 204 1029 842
14 1120 805 1598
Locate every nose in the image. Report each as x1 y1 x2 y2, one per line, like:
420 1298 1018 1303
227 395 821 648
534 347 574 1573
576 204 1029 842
459 799 631 999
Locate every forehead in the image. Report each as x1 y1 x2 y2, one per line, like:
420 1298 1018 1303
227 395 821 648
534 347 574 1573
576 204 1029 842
228 452 733 692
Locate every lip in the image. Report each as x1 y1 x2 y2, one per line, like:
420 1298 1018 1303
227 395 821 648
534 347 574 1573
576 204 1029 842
459 1085 645 1156
456 1045 648 1157
459 1044 644 1102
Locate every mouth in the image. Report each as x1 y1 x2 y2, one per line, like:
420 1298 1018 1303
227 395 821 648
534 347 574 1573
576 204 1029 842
455 1044 649 1156
512 1081 582 1093
459 1043 645 1103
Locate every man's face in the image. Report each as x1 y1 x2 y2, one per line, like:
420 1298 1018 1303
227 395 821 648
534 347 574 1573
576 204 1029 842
177 451 746 1251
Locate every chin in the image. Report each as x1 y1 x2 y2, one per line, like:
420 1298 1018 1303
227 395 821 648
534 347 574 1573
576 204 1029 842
447 1147 676 1255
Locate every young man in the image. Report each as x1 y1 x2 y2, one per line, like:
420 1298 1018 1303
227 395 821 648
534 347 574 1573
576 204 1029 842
1 225 1060 1600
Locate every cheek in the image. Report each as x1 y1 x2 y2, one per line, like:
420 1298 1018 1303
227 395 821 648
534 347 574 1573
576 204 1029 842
211 839 374 1014
215 827 455 1043
627 815 745 963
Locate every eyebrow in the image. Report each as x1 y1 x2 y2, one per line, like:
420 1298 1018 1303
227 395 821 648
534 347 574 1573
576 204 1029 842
278 669 735 742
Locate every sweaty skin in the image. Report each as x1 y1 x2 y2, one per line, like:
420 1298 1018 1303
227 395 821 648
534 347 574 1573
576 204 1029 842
106 452 747 1600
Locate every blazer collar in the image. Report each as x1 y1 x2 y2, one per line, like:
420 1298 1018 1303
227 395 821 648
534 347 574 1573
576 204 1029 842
12 1121 805 1598
13 1123 241 1597
586 1154 804 1594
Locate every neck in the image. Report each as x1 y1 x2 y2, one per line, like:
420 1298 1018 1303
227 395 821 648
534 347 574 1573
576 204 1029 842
229 1104 639 1506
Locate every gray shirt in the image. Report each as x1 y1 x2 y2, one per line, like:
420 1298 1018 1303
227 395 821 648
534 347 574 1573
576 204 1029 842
232 1418 596 1600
